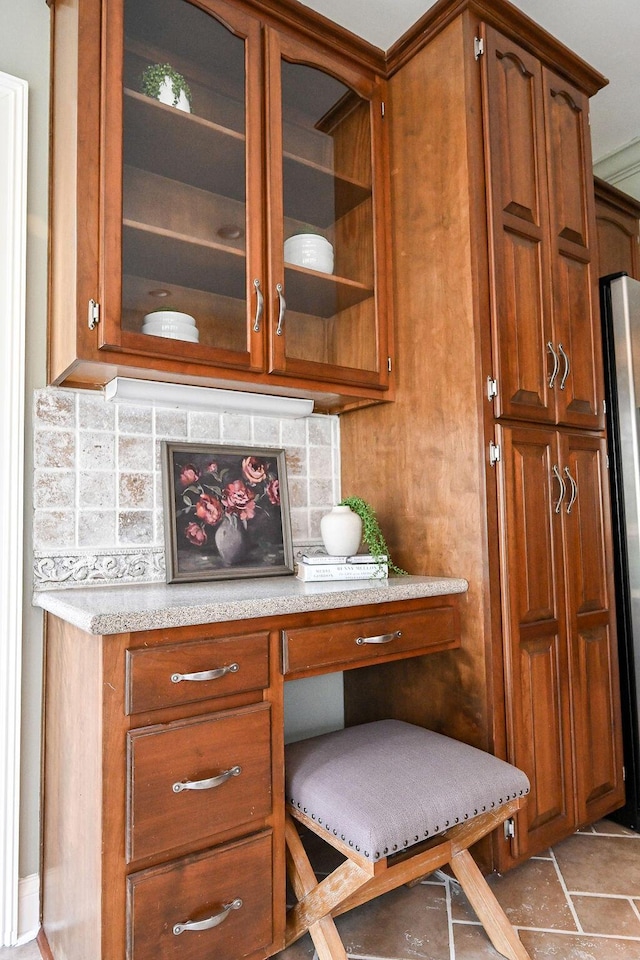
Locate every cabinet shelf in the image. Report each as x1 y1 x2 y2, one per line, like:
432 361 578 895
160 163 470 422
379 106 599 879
284 264 373 317
282 154 371 227
123 220 246 300
123 220 371 319
124 89 371 230
123 89 247 201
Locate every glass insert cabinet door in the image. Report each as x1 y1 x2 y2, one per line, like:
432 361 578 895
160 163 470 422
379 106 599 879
266 31 389 386
100 0 389 389
101 0 264 371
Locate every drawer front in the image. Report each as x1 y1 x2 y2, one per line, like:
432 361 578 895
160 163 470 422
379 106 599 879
126 632 269 714
127 831 273 960
127 703 272 862
282 605 459 676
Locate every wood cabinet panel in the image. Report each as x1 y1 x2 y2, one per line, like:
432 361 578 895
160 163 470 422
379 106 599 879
496 424 575 851
127 703 272 862
561 432 625 822
127 831 273 960
482 27 603 430
482 25 554 424
282 604 459 678
543 69 603 430
594 177 640 281
126 632 270 714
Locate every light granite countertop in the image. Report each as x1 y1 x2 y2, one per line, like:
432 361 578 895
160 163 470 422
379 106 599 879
33 575 468 636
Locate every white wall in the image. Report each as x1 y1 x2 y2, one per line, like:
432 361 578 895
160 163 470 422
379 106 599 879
1 0 50 884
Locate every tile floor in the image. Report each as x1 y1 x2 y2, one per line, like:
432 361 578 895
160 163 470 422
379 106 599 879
3 819 640 960
276 818 640 960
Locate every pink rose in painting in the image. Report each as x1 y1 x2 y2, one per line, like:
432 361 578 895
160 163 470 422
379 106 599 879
195 492 224 526
223 479 256 521
242 456 267 485
179 464 200 487
185 522 207 547
265 478 280 505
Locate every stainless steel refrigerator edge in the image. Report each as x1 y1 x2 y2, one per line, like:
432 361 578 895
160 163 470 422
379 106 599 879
601 272 640 829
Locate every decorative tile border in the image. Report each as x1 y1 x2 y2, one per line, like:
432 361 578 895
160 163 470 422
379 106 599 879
34 541 323 591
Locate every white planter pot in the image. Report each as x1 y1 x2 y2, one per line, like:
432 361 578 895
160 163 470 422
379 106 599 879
157 77 191 113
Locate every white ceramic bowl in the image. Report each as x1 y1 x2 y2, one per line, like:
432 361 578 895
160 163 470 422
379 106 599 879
142 323 199 342
284 234 334 274
142 310 197 326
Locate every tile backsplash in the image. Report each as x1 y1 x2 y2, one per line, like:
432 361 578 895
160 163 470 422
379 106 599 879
32 387 340 589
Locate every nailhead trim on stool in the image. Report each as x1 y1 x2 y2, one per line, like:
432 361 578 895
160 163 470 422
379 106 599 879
286 719 530 861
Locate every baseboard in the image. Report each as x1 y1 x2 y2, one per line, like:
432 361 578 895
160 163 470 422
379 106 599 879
15 874 39 945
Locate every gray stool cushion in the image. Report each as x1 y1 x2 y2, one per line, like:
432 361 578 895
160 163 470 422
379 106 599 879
285 719 530 861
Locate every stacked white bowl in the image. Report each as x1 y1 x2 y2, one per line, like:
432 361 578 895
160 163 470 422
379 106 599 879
284 234 334 274
141 310 199 342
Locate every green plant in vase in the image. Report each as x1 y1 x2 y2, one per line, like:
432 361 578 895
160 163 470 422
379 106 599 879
339 495 408 576
141 63 192 111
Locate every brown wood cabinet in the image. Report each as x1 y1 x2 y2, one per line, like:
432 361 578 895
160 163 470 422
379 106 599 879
48 0 392 412
340 0 624 869
38 591 462 960
482 24 603 430
595 177 640 280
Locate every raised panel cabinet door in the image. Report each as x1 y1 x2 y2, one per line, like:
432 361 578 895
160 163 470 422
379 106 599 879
100 0 266 372
496 424 576 855
481 26 555 424
594 179 640 281
543 68 604 429
560 432 625 823
264 27 391 390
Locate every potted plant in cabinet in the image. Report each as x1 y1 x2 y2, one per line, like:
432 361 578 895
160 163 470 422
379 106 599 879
141 62 192 113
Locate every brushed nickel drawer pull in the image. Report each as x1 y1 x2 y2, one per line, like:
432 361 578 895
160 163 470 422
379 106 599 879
172 765 242 793
171 663 239 684
253 278 263 332
276 283 286 336
564 465 578 514
173 898 243 935
547 341 559 388
355 630 402 645
558 342 570 389
552 464 565 514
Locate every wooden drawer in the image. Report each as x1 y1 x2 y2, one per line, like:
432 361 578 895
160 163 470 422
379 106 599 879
127 703 272 862
126 632 269 714
127 830 273 960
282 604 459 677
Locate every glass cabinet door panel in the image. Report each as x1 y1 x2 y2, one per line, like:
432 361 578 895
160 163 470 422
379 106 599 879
267 35 386 385
102 0 264 370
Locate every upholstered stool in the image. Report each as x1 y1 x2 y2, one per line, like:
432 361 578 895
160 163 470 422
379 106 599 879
284 719 531 960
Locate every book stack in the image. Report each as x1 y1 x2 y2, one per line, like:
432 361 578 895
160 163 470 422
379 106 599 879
296 553 388 582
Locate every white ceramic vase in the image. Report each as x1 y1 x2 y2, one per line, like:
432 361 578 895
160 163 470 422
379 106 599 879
320 505 362 557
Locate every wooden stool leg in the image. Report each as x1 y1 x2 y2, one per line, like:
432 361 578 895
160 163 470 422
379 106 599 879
449 849 532 960
285 816 351 960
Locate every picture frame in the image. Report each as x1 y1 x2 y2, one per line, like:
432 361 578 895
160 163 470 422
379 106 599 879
162 441 295 583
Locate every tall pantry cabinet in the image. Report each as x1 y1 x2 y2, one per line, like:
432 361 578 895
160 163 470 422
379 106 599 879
341 0 624 868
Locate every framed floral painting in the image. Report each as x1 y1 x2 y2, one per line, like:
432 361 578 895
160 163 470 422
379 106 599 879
162 442 295 583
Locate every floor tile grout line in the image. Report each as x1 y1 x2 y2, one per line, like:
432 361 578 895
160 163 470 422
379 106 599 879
444 874 456 960
452 917 640 941
548 845 583 934
630 897 640 926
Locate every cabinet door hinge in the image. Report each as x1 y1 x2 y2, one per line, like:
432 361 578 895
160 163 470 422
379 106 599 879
487 377 498 401
474 36 484 59
489 440 501 466
387 356 392 372
88 299 100 330
603 398 607 415
623 765 627 781
504 817 516 840
381 101 386 118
